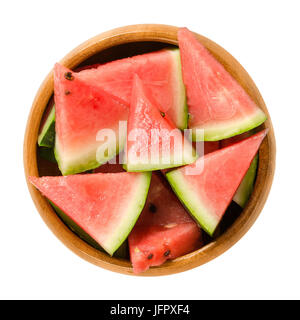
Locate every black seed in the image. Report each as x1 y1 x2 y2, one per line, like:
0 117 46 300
160 111 165 117
64 72 74 81
65 90 71 95
187 112 191 120
164 250 170 257
149 203 157 213
147 253 153 260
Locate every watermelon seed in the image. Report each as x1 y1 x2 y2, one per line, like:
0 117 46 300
65 90 71 95
164 250 171 257
147 253 153 260
160 111 165 117
64 72 74 81
149 203 157 213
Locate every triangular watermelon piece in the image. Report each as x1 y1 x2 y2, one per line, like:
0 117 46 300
178 27 267 141
29 172 151 255
38 64 103 149
54 63 129 175
77 49 187 129
125 75 197 172
129 173 203 274
166 129 268 235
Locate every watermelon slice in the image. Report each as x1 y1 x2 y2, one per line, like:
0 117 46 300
77 49 187 129
178 27 267 141
129 173 203 274
124 75 197 172
54 63 129 175
29 172 151 255
221 132 258 208
38 64 101 149
166 129 267 235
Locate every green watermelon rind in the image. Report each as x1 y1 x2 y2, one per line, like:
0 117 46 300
101 172 152 255
123 148 198 172
170 49 188 130
54 135 125 176
166 169 219 236
233 154 258 208
38 105 56 147
50 201 128 259
191 109 267 141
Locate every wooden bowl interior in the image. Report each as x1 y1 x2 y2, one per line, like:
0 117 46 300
25 25 275 276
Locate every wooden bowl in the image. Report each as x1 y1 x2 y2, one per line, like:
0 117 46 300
23 24 276 276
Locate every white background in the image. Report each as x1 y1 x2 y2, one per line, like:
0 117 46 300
0 0 299 300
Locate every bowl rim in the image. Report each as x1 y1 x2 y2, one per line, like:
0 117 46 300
23 24 276 276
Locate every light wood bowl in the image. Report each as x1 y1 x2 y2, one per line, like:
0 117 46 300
23 24 276 276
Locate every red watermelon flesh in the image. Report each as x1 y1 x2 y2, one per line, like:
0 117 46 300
77 49 187 129
129 173 203 274
29 172 151 255
125 75 197 172
166 129 268 235
178 28 267 141
54 63 129 175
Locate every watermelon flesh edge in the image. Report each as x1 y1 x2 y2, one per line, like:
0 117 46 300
128 173 203 274
166 129 268 235
78 49 188 130
53 63 129 176
178 27 267 141
38 105 55 147
125 74 197 172
29 172 151 255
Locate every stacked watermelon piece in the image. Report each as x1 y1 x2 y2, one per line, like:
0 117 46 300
32 28 267 274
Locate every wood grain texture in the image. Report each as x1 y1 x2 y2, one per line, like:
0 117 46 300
23 24 276 276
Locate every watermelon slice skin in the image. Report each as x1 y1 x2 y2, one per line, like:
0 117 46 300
166 129 268 235
29 172 151 255
54 63 129 175
78 49 188 130
221 132 258 208
129 173 203 274
38 104 55 147
125 75 197 172
178 28 267 141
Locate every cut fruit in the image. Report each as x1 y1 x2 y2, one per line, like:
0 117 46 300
38 104 55 147
54 63 129 175
178 27 267 141
129 173 203 274
166 129 268 235
37 64 102 149
124 75 197 172
221 132 258 208
77 49 187 129
29 172 151 255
